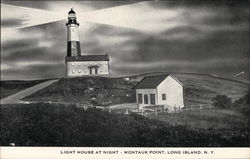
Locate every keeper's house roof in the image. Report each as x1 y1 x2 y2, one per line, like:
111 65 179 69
66 54 109 62
134 74 183 89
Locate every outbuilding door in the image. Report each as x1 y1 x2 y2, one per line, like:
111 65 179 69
150 94 155 105
144 94 148 104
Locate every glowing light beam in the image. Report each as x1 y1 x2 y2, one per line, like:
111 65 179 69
1 4 65 28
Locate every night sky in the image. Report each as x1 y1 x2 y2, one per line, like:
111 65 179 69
1 0 250 82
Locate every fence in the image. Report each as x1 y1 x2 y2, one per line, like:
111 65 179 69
136 104 215 116
182 104 215 111
17 100 215 116
18 100 116 111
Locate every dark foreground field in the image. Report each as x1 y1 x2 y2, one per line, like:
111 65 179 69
0 103 249 147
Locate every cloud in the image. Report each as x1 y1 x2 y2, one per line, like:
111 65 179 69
1 1 249 82
111 57 248 77
2 0 136 12
1 63 64 80
1 18 26 28
1 20 66 80
1 4 65 28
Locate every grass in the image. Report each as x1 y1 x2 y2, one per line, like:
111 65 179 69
146 109 248 134
129 72 249 105
22 73 249 107
23 77 136 106
1 103 249 147
0 80 48 99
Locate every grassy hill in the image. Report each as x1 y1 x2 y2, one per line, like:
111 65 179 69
0 80 48 99
128 72 249 105
1 103 248 146
24 77 136 106
1 74 249 146
23 73 249 106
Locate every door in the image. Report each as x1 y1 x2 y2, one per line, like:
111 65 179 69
144 94 148 104
89 67 98 75
150 94 155 105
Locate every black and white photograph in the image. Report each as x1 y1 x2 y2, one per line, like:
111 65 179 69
0 0 250 158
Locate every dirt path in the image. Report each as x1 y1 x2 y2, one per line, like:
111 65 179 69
0 79 58 105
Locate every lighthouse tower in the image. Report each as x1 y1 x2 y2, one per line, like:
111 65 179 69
66 8 81 57
65 9 110 77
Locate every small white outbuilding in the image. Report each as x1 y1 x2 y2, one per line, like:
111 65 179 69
134 74 184 112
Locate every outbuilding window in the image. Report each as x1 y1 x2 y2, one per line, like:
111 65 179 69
162 94 166 100
144 94 148 104
138 94 142 104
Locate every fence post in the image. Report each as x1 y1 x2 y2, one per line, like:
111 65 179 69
125 108 129 115
179 106 181 113
155 109 158 116
200 104 202 110
141 108 144 116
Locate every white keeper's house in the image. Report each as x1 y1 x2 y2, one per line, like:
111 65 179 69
134 74 184 112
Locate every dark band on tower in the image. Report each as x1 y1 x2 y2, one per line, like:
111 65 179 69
66 8 81 57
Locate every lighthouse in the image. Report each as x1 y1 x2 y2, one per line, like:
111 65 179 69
65 8 110 77
66 8 81 57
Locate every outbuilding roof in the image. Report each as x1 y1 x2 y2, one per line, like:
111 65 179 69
65 54 109 62
133 74 183 89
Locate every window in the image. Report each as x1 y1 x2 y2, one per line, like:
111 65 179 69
78 69 81 73
144 94 148 104
150 94 156 105
162 94 166 100
71 63 74 66
138 94 142 104
72 69 75 74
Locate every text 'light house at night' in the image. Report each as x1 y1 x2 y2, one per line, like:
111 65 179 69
65 8 110 77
